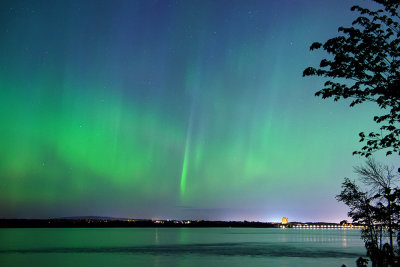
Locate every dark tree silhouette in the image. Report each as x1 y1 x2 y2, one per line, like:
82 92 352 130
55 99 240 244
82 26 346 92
356 256 369 267
303 0 400 157
336 158 400 266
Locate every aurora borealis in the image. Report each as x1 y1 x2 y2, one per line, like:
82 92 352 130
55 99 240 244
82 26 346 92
0 0 395 222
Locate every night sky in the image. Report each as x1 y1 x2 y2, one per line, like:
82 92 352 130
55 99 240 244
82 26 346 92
0 0 395 222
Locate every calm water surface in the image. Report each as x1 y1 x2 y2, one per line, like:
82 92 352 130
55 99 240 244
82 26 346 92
0 228 367 266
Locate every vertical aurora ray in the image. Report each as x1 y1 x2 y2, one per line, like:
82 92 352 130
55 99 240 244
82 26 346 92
180 137 190 199
180 98 196 201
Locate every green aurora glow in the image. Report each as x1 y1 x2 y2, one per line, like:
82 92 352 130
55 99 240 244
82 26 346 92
0 0 396 222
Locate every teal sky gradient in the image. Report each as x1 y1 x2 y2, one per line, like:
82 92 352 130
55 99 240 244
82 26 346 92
0 0 395 222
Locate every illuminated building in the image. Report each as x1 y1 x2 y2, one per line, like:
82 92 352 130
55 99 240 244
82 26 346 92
282 217 288 224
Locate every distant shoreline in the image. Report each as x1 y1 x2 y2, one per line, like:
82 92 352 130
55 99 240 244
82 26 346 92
0 219 357 229
0 219 279 228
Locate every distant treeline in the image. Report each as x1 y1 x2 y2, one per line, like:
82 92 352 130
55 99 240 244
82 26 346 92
0 219 282 228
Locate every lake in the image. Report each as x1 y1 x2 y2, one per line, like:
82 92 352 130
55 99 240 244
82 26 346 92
0 228 367 266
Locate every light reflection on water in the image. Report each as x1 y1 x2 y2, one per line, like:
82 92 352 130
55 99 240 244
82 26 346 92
0 228 367 267
155 228 159 245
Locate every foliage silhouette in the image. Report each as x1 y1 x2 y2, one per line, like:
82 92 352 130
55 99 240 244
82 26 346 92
356 256 369 267
336 158 400 266
303 0 400 158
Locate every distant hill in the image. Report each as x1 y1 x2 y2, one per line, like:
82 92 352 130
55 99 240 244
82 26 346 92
52 216 132 221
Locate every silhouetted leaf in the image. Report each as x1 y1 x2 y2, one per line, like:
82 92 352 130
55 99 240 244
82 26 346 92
304 0 400 158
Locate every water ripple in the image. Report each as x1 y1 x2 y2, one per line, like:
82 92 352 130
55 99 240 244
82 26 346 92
0 242 363 258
